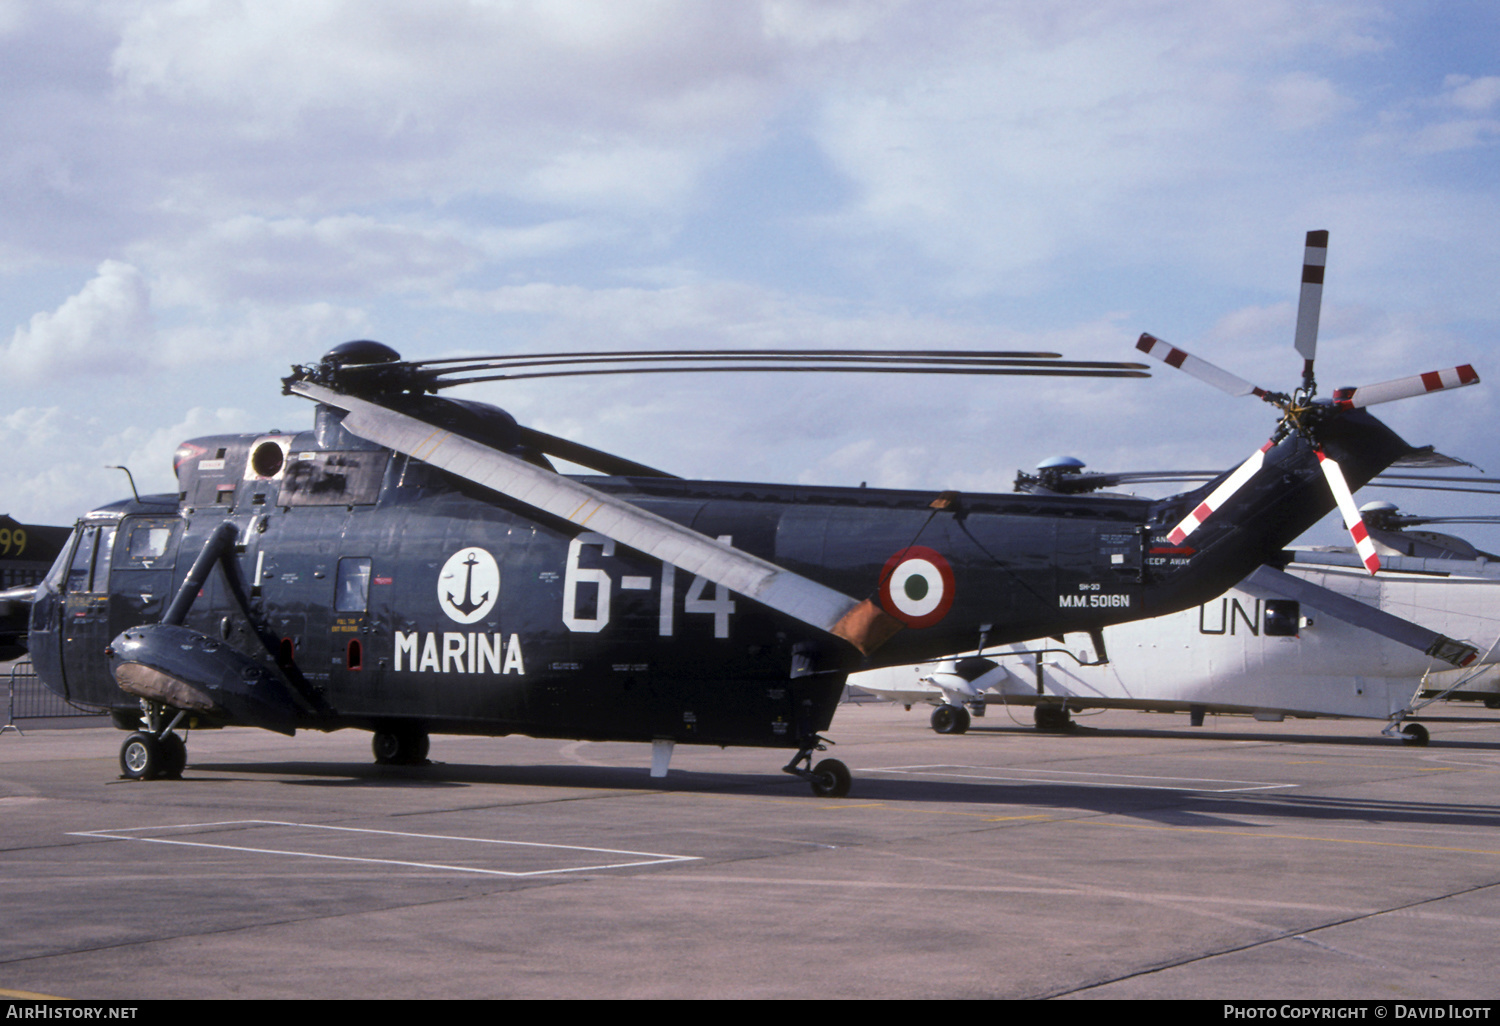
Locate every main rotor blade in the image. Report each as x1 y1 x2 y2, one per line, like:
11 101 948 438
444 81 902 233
409 347 1067 369
1135 334 1275 401
1317 449 1381 574
1381 514 1500 528
514 427 678 478
290 382 901 654
1294 230 1328 385
1244 566 1477 667
1167 440 1276 545
290 346 1152 396
1332 365 1480 408
370 348 1097 390
437 362 1151 388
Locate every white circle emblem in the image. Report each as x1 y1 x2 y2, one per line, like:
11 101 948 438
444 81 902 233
887 559 945 619
878 545 955 628
438 547 500 625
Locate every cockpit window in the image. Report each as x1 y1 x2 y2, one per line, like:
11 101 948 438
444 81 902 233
64 525 117 594
65 528 95 593
120 519 182 570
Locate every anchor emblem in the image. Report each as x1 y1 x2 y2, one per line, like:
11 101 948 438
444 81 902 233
437 547 500 625
447 553 490 616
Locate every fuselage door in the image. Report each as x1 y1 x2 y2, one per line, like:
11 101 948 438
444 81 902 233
108 516 184 641
59 524 117 702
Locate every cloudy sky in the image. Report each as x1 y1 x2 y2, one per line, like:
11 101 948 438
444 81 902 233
3 0 1498 549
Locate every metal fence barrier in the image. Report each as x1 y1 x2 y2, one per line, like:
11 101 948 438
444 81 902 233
3 659 110 735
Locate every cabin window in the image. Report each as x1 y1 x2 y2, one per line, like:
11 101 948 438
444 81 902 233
336 557 372 613
282 452 388 507
1264 600 1299 637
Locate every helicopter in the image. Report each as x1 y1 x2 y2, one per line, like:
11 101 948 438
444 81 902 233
20 231 1481 797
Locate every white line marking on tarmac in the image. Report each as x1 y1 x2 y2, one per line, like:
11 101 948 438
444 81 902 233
862 764 1295 792
68 820 700 877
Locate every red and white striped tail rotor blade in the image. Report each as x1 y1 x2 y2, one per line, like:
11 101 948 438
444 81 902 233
1293 230 1328 365
1332 365 1480 409
1167 439 1275 545
1136 333 1273 400
1317 449 1381 575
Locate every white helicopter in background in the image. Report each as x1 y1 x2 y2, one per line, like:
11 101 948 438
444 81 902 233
852 474 1500 747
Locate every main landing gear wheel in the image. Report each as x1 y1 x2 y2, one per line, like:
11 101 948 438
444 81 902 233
931 704 971 734
158 733 188 779
372 727 431 765
810 759 852 799
1401 723 1430 747
120 732 162 780
1034 704 1074 732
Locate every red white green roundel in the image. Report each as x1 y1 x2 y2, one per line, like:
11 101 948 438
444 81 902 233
878 546 955 628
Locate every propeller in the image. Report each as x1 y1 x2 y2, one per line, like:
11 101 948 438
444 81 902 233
1136 231 1480 571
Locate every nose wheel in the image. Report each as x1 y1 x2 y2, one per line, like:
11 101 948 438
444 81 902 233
930 704 971 734
119 704 189 780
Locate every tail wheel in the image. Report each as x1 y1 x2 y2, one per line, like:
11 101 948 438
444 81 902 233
810 759 851 799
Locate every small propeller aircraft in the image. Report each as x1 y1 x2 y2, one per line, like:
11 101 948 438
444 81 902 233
19 231 1481 795
850 497 1500 745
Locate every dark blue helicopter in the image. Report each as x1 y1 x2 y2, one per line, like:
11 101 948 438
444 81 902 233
21 234 1481 796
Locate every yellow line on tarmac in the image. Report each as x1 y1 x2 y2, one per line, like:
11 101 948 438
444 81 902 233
0 987 67 999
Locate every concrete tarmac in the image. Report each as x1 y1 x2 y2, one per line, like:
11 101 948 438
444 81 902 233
4 702 1500 1000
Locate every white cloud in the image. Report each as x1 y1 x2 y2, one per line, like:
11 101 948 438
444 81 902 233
140 214 482 305
4 260 151 381
1373 73 1500 156
105 0 805 213
1264 72 1353 131
804 3 1389 294
1445 74 1500 113
154 301 369 369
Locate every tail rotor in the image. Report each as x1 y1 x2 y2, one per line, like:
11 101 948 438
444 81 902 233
1138 230 1480 571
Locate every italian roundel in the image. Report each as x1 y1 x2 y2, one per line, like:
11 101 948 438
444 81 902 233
878 546 954 628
